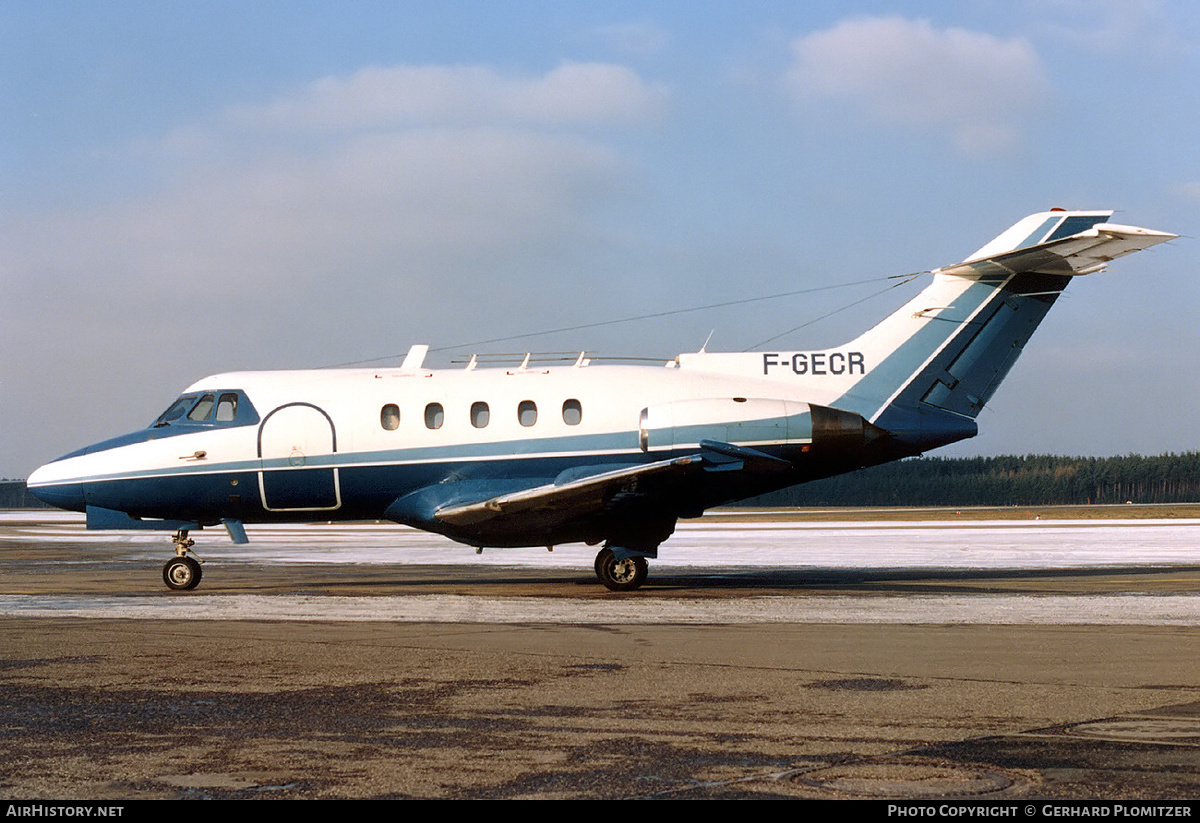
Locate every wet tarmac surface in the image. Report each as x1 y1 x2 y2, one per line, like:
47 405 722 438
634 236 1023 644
2 513 1199 799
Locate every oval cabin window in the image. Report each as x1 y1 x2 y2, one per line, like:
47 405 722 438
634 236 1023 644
381 404 400 431
471 401 490 428
518 400 537 427
424 403 444 430
562 399 582 426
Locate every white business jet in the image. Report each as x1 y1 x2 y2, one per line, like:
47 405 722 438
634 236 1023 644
27 210 1175 591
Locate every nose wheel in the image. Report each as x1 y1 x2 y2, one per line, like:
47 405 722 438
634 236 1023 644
163 530 202 591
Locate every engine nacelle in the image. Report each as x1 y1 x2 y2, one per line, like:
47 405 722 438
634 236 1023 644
637 397 885 456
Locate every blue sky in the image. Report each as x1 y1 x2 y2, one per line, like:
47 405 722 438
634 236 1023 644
2 1 1197 478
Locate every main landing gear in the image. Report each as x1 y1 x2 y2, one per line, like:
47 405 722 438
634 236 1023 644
593 547 649 592
162 529 203 591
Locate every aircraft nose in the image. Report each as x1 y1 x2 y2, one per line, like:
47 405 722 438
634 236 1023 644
26 461 86 512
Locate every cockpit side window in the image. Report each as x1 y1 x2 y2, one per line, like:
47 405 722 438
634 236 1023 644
187 394 215 421
216 393 238 422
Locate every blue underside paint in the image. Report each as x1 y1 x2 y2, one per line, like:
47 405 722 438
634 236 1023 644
86 505 199 532
36 439 794 533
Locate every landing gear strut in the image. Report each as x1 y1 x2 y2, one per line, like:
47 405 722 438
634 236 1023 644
594 547 649 592
162 529 202 591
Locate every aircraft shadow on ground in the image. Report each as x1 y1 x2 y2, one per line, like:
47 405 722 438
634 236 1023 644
277 562 1200 595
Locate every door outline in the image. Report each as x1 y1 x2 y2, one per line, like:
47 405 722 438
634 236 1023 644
257 402 343 512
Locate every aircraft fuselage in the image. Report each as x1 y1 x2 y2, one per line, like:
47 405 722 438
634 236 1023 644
28 358 924 548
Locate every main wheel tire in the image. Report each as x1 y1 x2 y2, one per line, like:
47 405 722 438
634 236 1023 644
163 556 202 591
595 549 648 592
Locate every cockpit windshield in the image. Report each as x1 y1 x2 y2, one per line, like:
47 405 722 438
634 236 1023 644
151 391 257 429
154 395 199 427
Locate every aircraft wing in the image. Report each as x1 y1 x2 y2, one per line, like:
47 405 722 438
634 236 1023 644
433 440 792 530
434 455 703 528
936 223 1176 280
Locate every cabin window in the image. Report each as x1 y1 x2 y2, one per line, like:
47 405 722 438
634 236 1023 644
216 393 238 422
187 394 215 421
424 402 444 430
518 400 537 427
381 403 400 431
471 401 490 428
562 399 582 426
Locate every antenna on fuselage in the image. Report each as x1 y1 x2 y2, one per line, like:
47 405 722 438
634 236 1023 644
400 344 429 371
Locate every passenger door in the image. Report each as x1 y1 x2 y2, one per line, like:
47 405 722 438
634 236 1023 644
257 403 342 512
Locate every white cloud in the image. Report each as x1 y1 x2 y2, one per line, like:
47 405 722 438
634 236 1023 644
786 16 1048 155
8 60 666 300
228 61 670 130
8 127 626 304
2 58 659 416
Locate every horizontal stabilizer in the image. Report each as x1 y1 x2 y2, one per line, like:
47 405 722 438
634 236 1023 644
937 222 1176 280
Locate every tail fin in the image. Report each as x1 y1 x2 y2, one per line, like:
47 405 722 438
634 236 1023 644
677 210 1174 451
838 210 1175 449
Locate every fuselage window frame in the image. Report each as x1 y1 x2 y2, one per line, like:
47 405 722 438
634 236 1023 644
381 403 400 431
562 399 582 426
518 400 537 428
470 401 490 428
425 402 445 430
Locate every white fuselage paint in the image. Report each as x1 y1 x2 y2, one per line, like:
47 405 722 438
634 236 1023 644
28 357 850 491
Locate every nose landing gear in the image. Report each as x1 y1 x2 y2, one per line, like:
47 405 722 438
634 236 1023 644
162 530 202 591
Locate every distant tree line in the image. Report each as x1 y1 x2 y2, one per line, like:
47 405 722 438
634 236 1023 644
0 481 51 509
742 453 1200 508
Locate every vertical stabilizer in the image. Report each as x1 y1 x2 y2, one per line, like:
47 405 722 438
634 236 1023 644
834 210 1174 450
